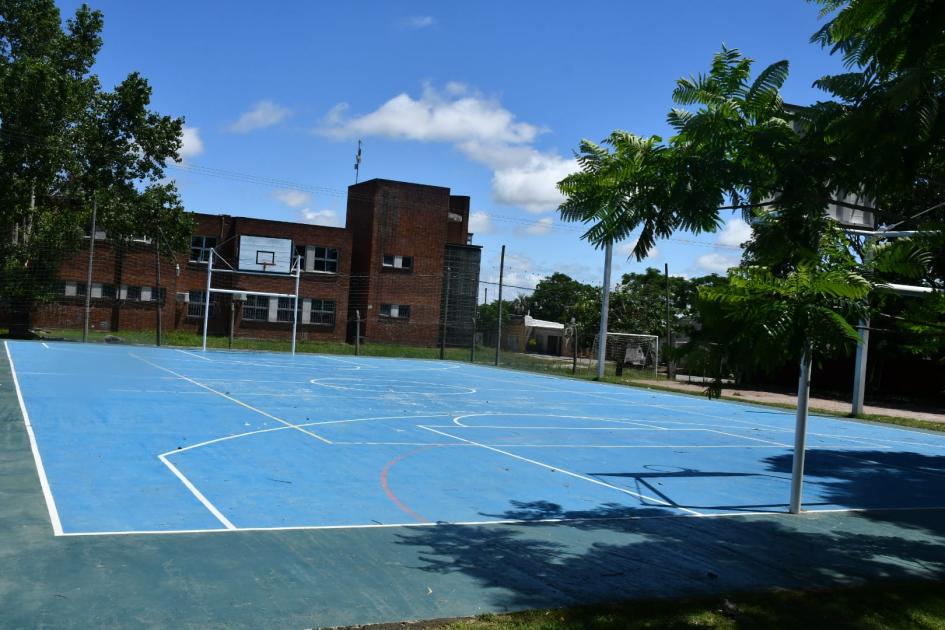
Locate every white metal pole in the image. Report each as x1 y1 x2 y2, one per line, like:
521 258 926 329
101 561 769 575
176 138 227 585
82 195 97 343
654 336 659 380
789 346 813 514
596 241 613 380
291 255 300 356
202 249 213 352
851 317 870 415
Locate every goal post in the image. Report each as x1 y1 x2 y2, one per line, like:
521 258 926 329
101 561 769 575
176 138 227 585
201 248 303 355
588 332 660 379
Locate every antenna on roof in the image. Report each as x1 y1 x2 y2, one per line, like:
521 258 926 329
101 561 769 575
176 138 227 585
354 139 362 184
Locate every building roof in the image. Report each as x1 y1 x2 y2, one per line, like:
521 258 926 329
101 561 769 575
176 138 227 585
524 314 565 330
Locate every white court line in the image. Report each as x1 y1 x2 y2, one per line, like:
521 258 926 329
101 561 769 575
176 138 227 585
52 503 945 537
164 414 455 456
176 349 211 361
452 412 663 430
129 352 333 444
4 341 64 535
706 428 791 447
418 424 703 516
41 342 49 349
157 454 235 530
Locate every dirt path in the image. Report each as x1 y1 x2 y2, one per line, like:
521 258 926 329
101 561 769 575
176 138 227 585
631 378 945 424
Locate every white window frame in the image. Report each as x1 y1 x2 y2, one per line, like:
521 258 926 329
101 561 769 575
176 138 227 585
382 254 413 270
242 295 269 321
379 303 410 319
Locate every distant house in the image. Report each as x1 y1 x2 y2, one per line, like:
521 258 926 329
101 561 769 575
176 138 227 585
502 313 566 356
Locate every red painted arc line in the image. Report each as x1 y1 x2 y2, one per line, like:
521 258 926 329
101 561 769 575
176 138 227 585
379 446 437 524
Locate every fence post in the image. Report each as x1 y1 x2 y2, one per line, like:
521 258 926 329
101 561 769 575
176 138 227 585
440 267 451 360
470 316 476 363
82 195 97 343
155 236 162 347
495 245 505 366
355 310 361 356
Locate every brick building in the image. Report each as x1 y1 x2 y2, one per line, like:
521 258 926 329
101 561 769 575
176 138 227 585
345 179 480 346
33 178 481 347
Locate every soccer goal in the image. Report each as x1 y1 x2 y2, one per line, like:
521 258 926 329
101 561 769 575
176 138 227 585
588 332 659 379
200 239 303 355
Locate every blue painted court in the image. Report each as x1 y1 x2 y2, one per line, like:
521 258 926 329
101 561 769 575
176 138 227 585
7 340 945 536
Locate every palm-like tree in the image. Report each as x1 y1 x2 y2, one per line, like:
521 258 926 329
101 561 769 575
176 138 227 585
700 260 870 513
557 48 798 258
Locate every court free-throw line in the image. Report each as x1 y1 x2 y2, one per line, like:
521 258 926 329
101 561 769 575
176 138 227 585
157 454 235 530
418 424 703 516
4 341 64 535
129 353 332 444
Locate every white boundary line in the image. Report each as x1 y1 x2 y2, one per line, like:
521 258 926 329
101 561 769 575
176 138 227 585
157 454 236 529
53 503 945 538
4 341 64 535
129 352 333 444
417 424 703 516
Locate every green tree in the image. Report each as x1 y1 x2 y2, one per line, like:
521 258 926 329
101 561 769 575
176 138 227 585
0 1 191 336
529 272 600 348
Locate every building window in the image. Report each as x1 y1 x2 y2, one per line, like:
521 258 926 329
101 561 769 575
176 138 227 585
276 297 300 322
242 295 268 321
190 236 217 263
382 255 412 270
312 246 339 273
310 299 335 326
294 245 306 271
379 304 410 319
119 285 141 301
187 291 216 318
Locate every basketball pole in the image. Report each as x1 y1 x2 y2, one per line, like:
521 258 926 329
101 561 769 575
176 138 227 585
291 255 300 356
789 345 813 514
201 249 213 352
596 240 613 380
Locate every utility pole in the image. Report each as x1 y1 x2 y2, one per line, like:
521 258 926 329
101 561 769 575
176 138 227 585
495 245 505 366
596 241 613 379
82 195 98 343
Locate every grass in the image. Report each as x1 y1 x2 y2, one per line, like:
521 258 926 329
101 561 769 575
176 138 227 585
26 326 944 433
355 582 945 629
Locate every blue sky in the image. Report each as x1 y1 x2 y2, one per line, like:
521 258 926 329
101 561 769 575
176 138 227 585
57 1 846 298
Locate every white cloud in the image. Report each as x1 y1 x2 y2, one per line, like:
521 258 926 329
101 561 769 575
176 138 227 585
319 84 542 145
180 126 204 160
228 101 291 133
300 208 341 227
402 16 435 29
717 218 753 247
517 217 555 236
273 189 312 208
695 253 740 274
318 83 575 213
468 211 495 235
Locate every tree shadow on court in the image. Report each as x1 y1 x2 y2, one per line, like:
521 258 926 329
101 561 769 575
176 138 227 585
396 500 945 614
762 449 945 533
